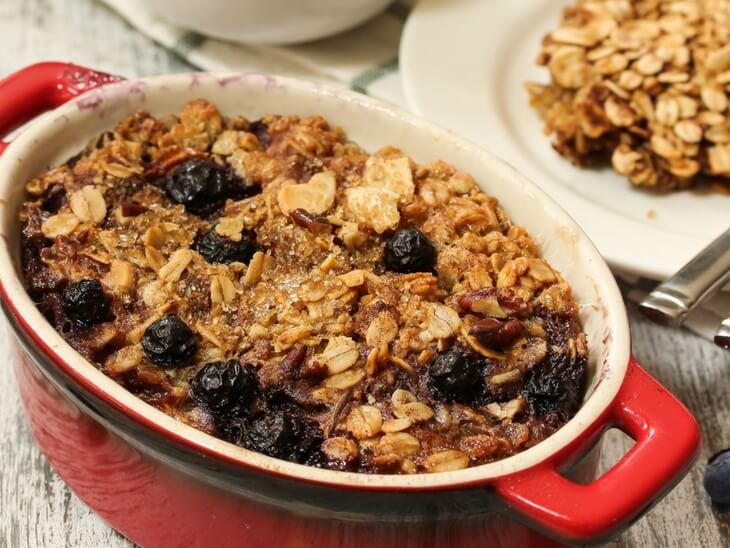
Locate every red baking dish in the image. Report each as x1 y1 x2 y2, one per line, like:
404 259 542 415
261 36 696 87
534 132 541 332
0 63 700 547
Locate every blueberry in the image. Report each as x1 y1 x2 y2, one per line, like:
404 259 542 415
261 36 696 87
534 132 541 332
164 158 256 216
141 314 197 367
190 360 258 416
383 229 436 273
194 228 257 264
428 346 484 403
245 411 323 463
522 349 586 418
62 279 110 327
705 449 730 506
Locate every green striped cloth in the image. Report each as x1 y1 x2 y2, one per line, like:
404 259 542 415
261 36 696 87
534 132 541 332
100 0 410 106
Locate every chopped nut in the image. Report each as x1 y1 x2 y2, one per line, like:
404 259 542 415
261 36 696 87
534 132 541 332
345 405 382 439
336 222 368 250
469 318 524 348
69 186 107 225
343 186 400 234
41 213 79 238
277 171 336 215
104 260 135 294
362 156 414 202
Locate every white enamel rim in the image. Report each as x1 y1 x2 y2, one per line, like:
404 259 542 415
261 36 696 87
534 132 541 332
400 0 730 281
0 71 629 489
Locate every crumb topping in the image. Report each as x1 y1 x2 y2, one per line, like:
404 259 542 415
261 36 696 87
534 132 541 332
20 99 587 473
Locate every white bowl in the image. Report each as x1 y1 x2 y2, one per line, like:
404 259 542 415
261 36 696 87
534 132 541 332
145 0 394 44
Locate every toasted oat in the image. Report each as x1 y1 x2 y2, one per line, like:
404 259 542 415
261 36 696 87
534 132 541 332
158 249 193 282
346 405 383 440
527 0 730 191
41 213 79 238
69 186 107 225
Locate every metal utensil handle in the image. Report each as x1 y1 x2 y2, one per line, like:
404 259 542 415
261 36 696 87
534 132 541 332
639 227 730 328
716 316 730 350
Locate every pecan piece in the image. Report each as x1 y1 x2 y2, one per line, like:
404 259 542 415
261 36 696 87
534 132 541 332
289 208 331 234
457 288 527 317
120 203 148 217
469 318 524 348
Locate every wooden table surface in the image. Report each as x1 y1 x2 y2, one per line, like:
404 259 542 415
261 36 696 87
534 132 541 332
1 1 729 546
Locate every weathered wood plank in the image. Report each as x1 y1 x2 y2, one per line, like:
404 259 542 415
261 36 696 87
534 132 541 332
0 1 728 546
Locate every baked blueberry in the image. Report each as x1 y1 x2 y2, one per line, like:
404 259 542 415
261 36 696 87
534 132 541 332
190 360 258 416
165 158 255 216
428 346 484 403
383 229 436 273
245 411 322 463
522 349 586 418
705 449 730 506
62 279 110 327
141 314 197 367
194 228 258 264
246 411 300 459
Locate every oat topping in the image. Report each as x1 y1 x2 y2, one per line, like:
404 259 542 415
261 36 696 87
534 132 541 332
19 99 588 474
527 0 730 191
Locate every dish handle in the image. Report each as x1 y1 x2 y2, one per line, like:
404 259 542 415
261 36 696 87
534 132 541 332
494 357 700 544
0 62 121 154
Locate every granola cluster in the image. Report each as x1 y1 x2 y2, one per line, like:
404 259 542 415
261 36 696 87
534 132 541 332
20 99 587 474
527 0 730 191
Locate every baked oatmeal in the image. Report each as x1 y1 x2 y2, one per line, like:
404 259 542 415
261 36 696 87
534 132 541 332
19 99 588 474
527 0 730 192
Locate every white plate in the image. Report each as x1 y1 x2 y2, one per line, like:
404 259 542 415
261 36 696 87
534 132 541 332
400 0 730 280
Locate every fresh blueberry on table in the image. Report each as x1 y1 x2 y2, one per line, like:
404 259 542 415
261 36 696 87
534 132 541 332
705 449 730 507
383 228 436 273
141 314 197 367
190 360 259 416
62 279 110 327
194 227 258 264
